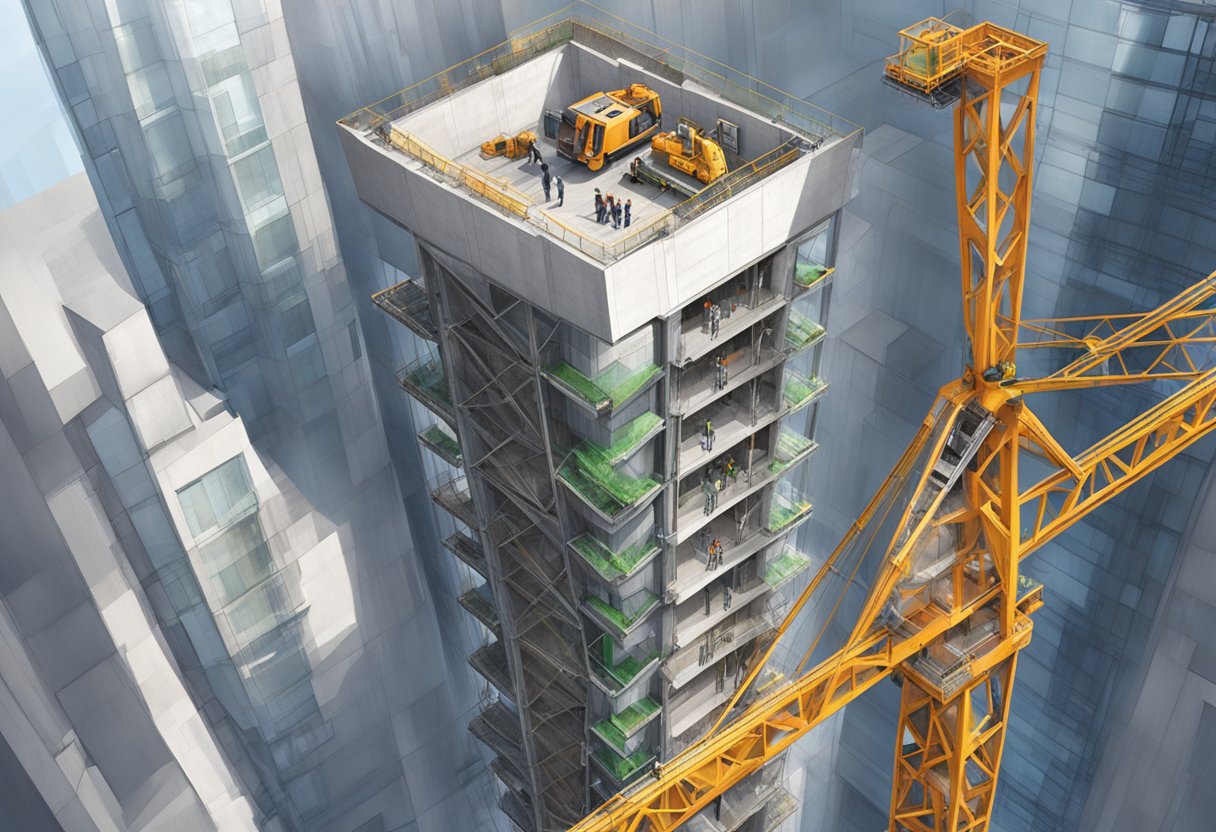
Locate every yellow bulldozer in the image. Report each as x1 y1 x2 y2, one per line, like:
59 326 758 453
650 117 728 185
479 130 538 160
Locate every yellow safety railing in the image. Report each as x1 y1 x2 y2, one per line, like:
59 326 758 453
885 16 1050 93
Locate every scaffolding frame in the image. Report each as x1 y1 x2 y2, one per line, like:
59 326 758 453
426 248 593 831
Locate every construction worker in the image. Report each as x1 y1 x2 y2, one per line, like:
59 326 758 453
709 538 723 570
624 199 632 228
702 475 717 516
723 456 739 484
541 163 551 201
604 194 615 225
594 189 604 224
555 175 564 207
714 354 728 390
702 299 712 332
723 584 732 611
612 197 622 229
703 418 715 452
710 303 723 339
630 157 642 183
528 140 543 165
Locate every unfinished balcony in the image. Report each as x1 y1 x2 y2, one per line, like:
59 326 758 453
458 583 500 633
490 754 530 797
682 768 784 832
418 423 463 467
499 789 535 832
763 548 814 591
673 575 772 649
668 664 737 740
543 360 662 416
782 371 828 415
764 491 814 536
468 640 514 697
431 474 480 528
673 452 775 545
674 427 819 545
570 534 660 591
663 610 774 690
793 255 834 292
468 700 524 769
442 530 487 577
558 444 662 528
591 697 661 759
764 788 799 830
673 343 785 417
678 396 783 476
669 667 783 746
582 591 661 644
588 641 661 705
591 742 657 788
767 431 818 477
598 412 665 464
398 353 455 425
783 307 826 354
677 290 786 366
371 278 438 340
668 519 771 604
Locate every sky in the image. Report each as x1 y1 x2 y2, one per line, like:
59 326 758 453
0 0 83 210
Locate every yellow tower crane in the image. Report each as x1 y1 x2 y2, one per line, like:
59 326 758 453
566 17 1216 832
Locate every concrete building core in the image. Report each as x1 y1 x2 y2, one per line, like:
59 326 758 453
340 11 860 830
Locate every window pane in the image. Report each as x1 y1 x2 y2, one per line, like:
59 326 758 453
177 455 254 537
115 22 160 74
281 298 315 347
226 578 288 642
252 212 298 271
128 62 174 120
211 74 267 157
231 145 284 213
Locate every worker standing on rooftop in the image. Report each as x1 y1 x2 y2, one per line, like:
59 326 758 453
528 141 542 165
594 189 604 223
555 176 564 207
541 163 551 202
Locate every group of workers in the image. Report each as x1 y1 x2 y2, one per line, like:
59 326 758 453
593 189 632 228
528 145 565 207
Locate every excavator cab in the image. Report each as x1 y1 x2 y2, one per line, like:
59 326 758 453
650 117 728 185
556 83 662 171
479 130 537 160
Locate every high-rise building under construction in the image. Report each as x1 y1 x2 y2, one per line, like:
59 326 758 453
3 1 1215 831
340 10 860 828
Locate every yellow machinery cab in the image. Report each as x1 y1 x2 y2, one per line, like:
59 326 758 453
650 118 727 185
556 83 661 171
480 130 537 160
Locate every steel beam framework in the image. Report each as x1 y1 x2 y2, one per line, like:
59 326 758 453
427 248 592 832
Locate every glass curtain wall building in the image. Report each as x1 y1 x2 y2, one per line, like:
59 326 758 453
18 0 501 830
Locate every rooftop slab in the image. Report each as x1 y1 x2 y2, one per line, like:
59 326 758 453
339 7 861 343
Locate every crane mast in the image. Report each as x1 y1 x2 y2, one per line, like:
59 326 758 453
566 17 1216 832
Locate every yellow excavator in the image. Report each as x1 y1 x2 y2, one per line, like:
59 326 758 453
650 117 728 185
479 130 538 160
